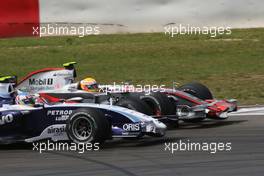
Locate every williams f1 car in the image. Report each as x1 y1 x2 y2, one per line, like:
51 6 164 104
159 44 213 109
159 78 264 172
0 81 166 144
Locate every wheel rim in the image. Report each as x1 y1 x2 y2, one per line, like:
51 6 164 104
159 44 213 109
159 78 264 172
72 116 93 141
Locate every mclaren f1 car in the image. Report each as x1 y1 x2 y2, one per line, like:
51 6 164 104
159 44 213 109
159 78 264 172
10 62 238 124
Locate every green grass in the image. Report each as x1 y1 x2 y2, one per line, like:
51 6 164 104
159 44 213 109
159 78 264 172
0 28 264 105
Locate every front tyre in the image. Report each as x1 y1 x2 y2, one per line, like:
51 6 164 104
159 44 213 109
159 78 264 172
116 97 152 115
66 109 110 144
139 92 176 116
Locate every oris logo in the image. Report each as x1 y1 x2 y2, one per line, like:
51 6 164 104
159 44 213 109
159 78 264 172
123 123 140 131
0 114 14 125
29 78 53 85
47 126 65 134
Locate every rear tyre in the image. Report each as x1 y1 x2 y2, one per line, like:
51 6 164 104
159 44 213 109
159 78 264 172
179 82 213 100
66 108 110 144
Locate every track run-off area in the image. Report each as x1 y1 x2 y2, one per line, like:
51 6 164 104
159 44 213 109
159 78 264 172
1 107 264 176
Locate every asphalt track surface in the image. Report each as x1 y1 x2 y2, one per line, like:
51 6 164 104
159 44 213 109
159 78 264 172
1 115 264 176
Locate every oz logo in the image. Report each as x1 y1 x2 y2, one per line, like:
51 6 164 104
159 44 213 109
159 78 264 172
0 114 14 125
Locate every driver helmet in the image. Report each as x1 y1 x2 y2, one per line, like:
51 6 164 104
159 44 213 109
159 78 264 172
79 77 99 92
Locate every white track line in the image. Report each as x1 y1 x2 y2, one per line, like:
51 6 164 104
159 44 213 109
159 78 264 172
229 106 264 116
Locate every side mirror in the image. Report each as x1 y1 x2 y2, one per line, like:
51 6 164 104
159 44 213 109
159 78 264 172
167 95 178 103
34 102 44 108
65 97 83 103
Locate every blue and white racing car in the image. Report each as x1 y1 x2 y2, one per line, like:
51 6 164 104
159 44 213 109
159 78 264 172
0 78 166 144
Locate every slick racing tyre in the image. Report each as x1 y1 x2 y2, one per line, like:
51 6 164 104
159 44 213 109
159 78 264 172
66 108 110 144
179 82 213 100
139 92 175 116
116 97 152 115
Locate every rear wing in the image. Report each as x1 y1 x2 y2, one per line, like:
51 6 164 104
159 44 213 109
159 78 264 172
0 76 17 85
16 62 77 93
63 61 77 78
0 76 17 100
